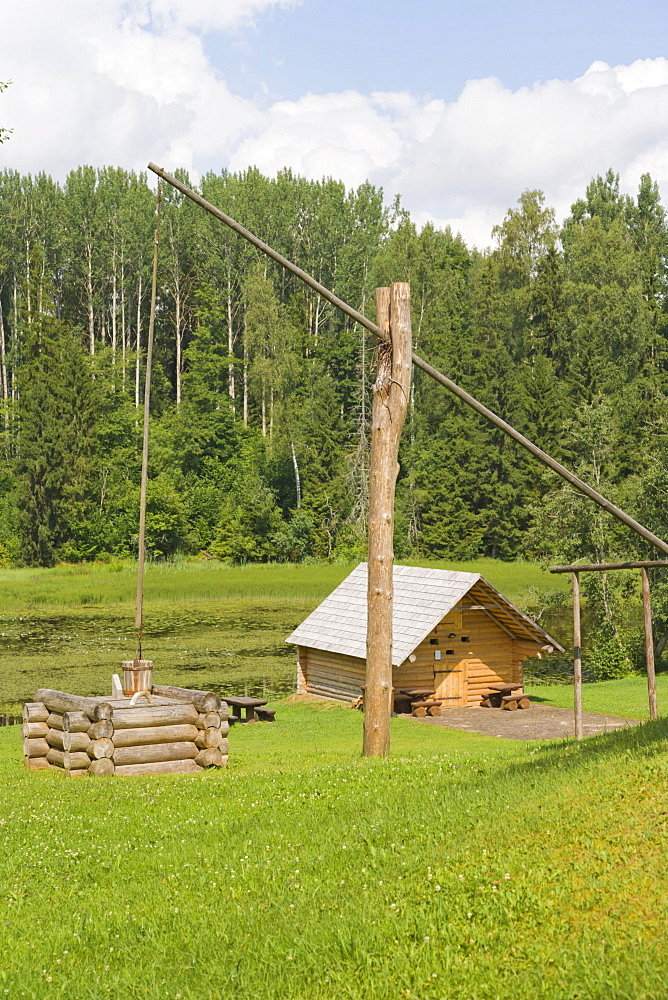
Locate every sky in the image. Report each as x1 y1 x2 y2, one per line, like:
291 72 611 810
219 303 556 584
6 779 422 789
1 0 668 246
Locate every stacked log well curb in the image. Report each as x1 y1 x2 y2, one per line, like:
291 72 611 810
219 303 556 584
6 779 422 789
22 687 229 776
22 702 51 770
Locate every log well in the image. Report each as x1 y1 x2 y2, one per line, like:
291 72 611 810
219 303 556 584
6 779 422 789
23 686 229 775
151 685 221 713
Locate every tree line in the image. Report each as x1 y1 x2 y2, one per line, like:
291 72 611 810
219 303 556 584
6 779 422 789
1 164 668 673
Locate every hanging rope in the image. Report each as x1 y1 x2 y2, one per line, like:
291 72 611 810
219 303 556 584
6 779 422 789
135 178 163 662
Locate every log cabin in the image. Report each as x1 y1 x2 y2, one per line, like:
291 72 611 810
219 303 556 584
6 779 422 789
286 564 563 708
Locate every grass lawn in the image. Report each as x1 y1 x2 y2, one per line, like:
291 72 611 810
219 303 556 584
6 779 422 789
2 559 666 997
1 701 667 999
0 557 567 611
526 674 668 720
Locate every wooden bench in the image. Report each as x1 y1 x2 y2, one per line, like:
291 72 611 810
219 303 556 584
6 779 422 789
501 693 531 711
255 707 276 722
411 699 443 718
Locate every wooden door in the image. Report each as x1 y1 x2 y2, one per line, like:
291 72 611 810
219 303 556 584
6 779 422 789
434 657 467 708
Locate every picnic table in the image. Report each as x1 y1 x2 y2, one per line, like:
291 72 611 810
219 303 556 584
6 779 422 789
399 688 444 718
222 696 274 723
480 683 530 710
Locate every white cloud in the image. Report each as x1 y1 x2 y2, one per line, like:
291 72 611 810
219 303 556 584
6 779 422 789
230 58 668 246
0 0 282 179
1 0 668 251
229 90 413 186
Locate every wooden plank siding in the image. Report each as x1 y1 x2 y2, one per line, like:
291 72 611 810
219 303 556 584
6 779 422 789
396 603 540 708
299 602 544 707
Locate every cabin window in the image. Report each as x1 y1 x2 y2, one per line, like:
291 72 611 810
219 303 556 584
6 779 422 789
461 636 469 642
448 632 456 638
429 638 439 645
446 649 454 655
434 650 441 661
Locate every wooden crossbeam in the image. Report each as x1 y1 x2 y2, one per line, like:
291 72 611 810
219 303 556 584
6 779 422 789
550 561 668 573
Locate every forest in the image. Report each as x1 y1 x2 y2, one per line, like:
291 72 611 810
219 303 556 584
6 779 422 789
1 164 668 674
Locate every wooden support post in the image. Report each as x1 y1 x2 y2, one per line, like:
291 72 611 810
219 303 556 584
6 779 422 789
364 283 412 758
641 568 658 721
572 571 583 740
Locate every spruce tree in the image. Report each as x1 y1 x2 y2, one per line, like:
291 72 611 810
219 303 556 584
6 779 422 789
16 309 98 565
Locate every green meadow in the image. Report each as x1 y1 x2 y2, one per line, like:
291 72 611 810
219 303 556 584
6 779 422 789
526 674 668 720
1 560 667 999
0 557 567 610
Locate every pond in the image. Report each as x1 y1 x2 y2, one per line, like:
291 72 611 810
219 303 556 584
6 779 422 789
0 596 638 716
0 600 306 715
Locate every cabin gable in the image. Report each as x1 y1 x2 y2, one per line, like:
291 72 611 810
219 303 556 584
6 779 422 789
459 607 521 706
391 603 544 708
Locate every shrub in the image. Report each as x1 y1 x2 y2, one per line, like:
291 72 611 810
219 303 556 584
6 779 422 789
587 626 635 681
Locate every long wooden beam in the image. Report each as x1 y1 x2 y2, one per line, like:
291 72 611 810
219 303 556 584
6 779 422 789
550 561 668 574
147 162 668 556
135 179 162 639
641 568 658 721
413 354 668 556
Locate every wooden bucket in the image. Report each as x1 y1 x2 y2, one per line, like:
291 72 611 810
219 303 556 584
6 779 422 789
121 660 153 697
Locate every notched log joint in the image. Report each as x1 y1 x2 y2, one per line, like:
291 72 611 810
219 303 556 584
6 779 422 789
372 340 392 396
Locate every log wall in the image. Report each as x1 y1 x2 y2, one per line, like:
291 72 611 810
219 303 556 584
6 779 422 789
22 689 231 776
302 647 366 702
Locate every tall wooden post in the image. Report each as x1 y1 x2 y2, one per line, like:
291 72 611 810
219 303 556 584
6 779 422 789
364 283 412 757
641 568 658 721
572 571 583 740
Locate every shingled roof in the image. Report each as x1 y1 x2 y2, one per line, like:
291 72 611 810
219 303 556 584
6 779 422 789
286 563 563 665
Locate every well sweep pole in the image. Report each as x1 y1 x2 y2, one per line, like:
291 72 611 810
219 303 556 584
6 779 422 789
364 284 411 757
572 571 583 740
147 162 668 557
135 179 162 639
